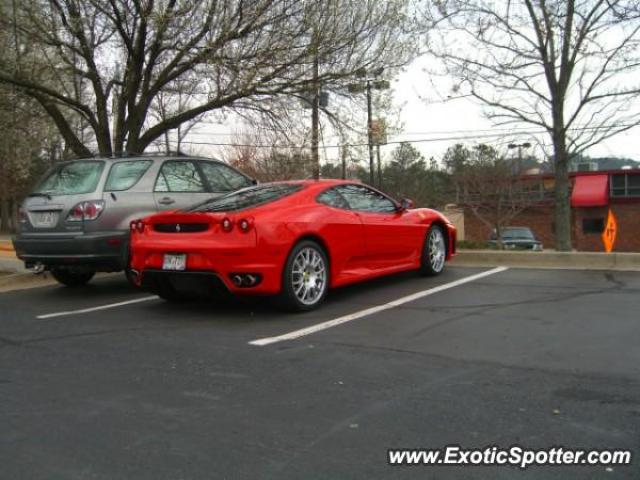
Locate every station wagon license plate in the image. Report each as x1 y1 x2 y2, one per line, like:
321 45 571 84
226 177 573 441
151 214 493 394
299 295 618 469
32 211 59 228
162 253 187 271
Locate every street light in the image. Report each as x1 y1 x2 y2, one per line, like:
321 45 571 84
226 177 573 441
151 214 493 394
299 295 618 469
348 68 390 186
508 142 531 174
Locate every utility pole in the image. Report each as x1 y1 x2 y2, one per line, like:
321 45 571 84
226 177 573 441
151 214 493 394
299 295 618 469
366 81 374 185
376 144 382 188
311 53 320 180
508 142 531 174
348 68 389 186
341 144 347 180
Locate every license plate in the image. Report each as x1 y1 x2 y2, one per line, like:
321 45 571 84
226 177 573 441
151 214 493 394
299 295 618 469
32 211 59 228
162 253 187 271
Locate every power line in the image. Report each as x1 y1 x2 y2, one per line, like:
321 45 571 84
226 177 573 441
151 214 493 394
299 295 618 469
177 123 640 150
184 123 607 138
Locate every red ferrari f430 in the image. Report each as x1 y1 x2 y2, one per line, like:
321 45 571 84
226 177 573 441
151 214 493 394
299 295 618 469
128 180 457 311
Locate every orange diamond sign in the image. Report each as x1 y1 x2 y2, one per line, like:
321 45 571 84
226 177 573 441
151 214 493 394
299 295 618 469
601 209 617 253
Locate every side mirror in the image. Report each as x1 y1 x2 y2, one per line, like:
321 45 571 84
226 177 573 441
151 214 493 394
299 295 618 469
399 198 414 210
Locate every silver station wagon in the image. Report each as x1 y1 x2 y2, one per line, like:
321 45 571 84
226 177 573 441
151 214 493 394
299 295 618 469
13 155 254 286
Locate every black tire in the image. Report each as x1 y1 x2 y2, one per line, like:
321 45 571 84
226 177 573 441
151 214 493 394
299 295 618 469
50 268 95 287
278 240 329 312
419 225 447 276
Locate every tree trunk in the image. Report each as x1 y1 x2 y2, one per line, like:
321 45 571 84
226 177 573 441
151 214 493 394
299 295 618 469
11 196 19 233
0 194 10 233
553 137 572 251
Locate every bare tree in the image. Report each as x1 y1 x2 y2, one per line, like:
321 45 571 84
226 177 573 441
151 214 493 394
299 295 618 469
0 0 416 159
149 79 206 154
448 144 544 246
222 129 313 181
0 0 63 232
424 0 640 250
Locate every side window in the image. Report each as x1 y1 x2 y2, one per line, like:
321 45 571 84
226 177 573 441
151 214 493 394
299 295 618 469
336 185 397 213
317 187 350 209
199 161 251 192
154 161 205 193
582 218 604 234
105 160 152 191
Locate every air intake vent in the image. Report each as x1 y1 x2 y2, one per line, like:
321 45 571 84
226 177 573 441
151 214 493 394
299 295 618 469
154 223 208 233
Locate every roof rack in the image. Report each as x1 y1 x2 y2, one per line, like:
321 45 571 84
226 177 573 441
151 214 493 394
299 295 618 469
63 150 225 162
124 150 192 157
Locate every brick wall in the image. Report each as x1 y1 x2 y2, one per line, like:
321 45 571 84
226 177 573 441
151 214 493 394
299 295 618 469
463 202 640 252
464 204 556 249
603 203 640 252
573 207 608 252
570 203 640 252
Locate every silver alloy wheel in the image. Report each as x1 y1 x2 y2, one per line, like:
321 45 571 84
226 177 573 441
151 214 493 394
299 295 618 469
291 247 327 306
428 227 446 273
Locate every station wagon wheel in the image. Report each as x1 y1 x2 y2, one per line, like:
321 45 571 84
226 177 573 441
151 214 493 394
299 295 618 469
420 225 447 276
280 240 329 311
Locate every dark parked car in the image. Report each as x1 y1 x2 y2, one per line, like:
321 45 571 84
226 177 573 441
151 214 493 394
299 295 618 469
489 227 543 251
13 155 254 286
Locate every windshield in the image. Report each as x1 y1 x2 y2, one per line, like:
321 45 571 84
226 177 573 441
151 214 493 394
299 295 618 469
34 161 105 196
189 184 303 213
501 228 535 240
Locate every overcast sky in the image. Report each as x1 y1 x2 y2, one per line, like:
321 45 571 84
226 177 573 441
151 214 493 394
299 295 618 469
188 53 640 167
389 55 640 164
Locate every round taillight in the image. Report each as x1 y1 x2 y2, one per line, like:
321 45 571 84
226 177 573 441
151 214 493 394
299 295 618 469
221 218 233 232
238 219 250 232
136 220 145 233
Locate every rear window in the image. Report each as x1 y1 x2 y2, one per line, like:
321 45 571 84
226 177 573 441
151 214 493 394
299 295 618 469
35 161 105 195
190 184 303 212
105 160 152 191
199 161 252 192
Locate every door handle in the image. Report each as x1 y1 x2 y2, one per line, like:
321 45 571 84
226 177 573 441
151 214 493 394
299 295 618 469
158 197 175 205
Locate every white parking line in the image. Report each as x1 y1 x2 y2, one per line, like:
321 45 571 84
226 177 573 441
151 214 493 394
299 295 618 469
37 295 158 319
249 266 509 346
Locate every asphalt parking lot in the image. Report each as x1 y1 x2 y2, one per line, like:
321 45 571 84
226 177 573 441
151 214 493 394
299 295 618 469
1 266 639 479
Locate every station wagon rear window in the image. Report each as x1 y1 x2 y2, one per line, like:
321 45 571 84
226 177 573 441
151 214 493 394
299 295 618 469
105 160 152 191
34 161 105 195
190 184 303 212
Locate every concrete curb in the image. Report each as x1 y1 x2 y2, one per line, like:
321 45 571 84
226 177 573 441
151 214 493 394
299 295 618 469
452 249 640 271
3 246 640 276
0 255 24 273
0 271 56 292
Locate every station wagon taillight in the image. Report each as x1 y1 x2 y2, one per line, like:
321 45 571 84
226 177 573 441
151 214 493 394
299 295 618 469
66 200 105 222
18 207 27 223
